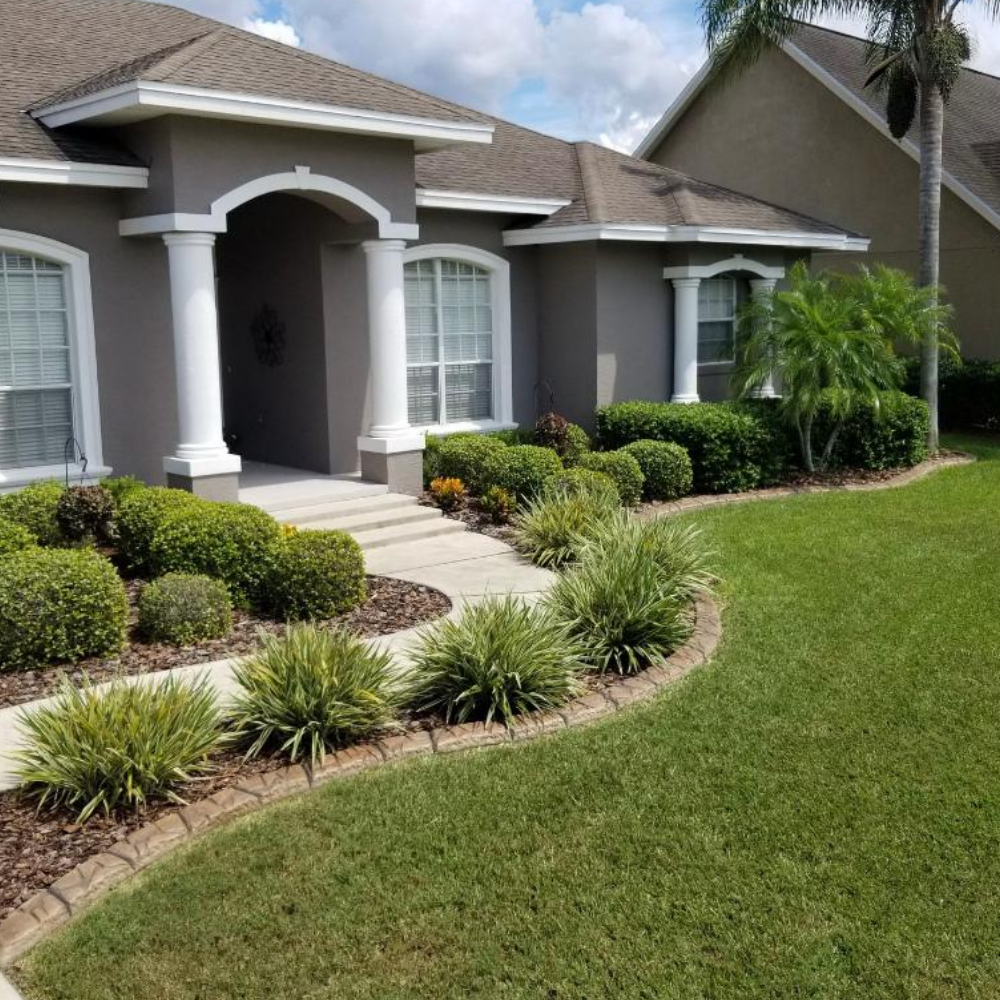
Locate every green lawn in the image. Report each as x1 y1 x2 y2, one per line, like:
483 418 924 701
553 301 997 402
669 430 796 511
15 436 1000 1000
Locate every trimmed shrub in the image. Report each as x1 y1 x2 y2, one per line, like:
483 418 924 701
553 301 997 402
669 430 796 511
436 433 508 493
534 411 570 452
101 475 146 509
56 484 116 543
429 476 466 510
578 450 645 506
482 444 563 501
0 481 64 547
13 674 223 822
904 355 1000 432
117 486 205 572
479 485 516 524
266 529 366 621
820 390 930 470
149 501 282 608
547 511 703 674
562 423 591 466
622 440 694 501
488 427 535 446
423 435 444 487
139 573 232 645
596 401 785 493
544 467 620 506
0 548 127 669
513 486 618 569
231 624 400 764
0 518 36 557
407 596 583 725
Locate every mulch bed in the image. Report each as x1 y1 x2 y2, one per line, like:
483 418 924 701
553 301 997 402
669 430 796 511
418 494 517 543
0 576 451 710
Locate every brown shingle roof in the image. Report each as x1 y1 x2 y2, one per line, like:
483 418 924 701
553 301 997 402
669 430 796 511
788 22 1000 217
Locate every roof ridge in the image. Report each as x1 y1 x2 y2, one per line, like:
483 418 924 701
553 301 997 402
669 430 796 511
146 29 228 81
574 142 609 224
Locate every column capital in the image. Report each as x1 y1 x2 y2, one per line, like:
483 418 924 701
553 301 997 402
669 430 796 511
749 277 779 294
361 238 408 255
670 276 702 289
163 231 217 249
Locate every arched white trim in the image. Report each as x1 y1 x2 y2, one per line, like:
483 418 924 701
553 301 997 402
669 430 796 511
0 229 107 490
120 166 419 240
402 243 514 434
663 255 785 281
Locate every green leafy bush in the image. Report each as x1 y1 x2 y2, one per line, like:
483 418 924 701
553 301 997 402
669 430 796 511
0 481 64 547
407 596 583 725
266 529 366 621
622 440 694 501
230 624 400 764
562 423 591 466
149 501 282 608
596 401 786 494
116 486 205 572
56 484 116 543
547 511 703 674
0 548 127 669
479 485 516 524
578 450 645 506
139 573 232 645
0 517 36 557
423 435 444 487
544 467 620 506
488 427 535 446
819 390 930 470
13 675 223 822
101 475 146 509
436 434 509 493
903 356 1000 431
482 444 563 501
513 484 618 569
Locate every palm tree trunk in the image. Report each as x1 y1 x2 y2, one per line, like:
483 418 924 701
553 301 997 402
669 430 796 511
819 420 844 472
918 77 944 452
799 414 814 473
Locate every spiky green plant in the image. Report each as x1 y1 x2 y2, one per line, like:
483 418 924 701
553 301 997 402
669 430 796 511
407 596 584 725
513 483 618 569
13 675 223 823
230 625 401 764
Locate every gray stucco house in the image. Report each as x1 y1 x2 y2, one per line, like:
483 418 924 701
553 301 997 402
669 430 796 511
0 0 865 500
638 21 1000 364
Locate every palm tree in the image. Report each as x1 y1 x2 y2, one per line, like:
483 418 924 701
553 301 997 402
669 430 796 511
701 0 996 450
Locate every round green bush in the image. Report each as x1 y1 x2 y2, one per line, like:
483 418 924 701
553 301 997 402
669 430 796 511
116 486 205 572
482 444 563 501
543 467 620 505
0 517 37 557
149 502 282 608
0 548 127 669
266 529 367 621
56 484 116 543
0 481 64 547
436 434 509 493
138 573 233 645
578 450 645 506
562 423 591 466
623 440 694 501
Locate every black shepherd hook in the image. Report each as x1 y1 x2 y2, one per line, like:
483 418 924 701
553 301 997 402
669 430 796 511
63 435 88 487
533 380 555 419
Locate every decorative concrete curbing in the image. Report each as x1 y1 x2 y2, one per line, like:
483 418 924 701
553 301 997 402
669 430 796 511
640 452 975 519
0 595 721 968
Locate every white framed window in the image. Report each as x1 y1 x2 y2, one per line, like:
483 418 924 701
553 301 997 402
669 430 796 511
697 275 737 365
402 244 513 434
0 231 105 490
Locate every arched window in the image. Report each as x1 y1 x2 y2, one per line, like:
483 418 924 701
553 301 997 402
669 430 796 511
0 232 103 487
403 245 512 432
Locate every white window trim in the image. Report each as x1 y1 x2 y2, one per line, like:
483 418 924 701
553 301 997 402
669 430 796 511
0 229 108 489
402 243 514 433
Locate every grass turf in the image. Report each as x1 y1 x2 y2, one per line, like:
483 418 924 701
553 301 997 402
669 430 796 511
14 436 1000 999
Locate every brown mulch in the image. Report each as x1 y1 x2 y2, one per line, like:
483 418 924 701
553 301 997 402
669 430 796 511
418 494 517 543
0 576 451 710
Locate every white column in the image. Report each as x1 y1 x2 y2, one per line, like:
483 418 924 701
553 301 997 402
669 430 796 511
671 277 701 403
162 233 240 477
358 239 423 454
749 278 778 399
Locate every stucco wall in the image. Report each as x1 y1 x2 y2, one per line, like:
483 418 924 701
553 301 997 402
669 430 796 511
0 183 176 484
646 46 1000 360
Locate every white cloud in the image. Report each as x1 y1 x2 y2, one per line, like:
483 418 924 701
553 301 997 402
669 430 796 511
542 3 704 150
243 16 301 47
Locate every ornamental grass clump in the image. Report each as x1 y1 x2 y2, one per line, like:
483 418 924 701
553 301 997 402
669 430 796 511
230 624 401 764
12 674 224 823
547 511 710 675
407 596 584 725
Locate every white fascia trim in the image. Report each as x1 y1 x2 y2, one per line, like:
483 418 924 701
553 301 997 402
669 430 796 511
415 189 571 216
35 81 494 149
781 41 1000 236
0 157 148 189
503 222 870 251
634 60 714 158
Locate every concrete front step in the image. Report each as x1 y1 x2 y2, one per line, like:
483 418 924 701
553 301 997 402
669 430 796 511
270 493 419 527
254 483 390 514
343 515 467 551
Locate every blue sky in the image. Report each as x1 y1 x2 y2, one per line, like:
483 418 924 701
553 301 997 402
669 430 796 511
163 0 1000 152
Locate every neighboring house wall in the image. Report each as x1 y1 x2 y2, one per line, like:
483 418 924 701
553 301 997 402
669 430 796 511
0 183 176 484
645 46 1000 360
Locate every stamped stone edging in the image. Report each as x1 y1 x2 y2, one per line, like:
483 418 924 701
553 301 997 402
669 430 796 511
0 594 721 968
640 452 975 519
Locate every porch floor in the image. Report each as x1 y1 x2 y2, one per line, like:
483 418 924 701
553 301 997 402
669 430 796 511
238 461 389 510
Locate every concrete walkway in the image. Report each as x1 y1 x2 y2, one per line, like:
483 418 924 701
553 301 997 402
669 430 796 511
0 532 554 793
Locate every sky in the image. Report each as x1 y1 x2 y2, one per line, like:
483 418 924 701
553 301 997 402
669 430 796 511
159 0 1000 153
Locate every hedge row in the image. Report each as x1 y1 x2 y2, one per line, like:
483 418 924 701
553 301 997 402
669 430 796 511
903 355 1000 432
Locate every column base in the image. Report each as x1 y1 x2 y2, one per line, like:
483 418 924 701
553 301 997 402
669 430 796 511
670 393 701 404
166 471 240 502
358 435 424 496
